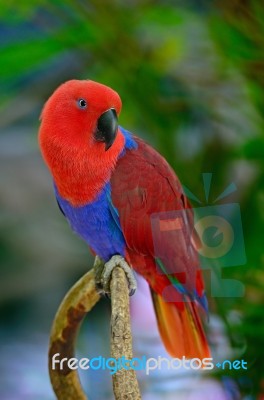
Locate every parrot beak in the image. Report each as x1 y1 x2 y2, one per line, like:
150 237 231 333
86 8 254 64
95 108 118 151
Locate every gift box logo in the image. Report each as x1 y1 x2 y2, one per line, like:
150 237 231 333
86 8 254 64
150 173 246 300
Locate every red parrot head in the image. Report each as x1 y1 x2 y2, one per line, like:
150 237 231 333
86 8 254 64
40 79 122 151
39 79 125 205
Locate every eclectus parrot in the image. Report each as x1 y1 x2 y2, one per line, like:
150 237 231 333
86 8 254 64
39 80 210 359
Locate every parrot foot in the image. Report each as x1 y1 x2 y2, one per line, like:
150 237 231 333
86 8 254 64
95 255 137 297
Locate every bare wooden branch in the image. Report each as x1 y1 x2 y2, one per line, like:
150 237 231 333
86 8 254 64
48 257 141 399
110 266 142 400
48 267 100 399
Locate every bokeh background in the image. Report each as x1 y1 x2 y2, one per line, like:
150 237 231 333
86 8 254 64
0 1 263 399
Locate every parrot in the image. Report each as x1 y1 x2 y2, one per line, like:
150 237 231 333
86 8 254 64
39 79 210 359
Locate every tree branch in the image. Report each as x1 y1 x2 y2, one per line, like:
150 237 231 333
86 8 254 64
48 266 100 399
48 257 141 399
110 266 141 399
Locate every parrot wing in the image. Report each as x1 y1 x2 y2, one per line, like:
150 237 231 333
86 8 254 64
110 135 202 299
110 134 210 359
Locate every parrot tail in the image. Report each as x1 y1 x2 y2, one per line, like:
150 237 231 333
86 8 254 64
151 291 210 359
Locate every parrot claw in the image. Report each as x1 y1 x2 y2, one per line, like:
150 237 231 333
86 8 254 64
95 255 137 297
103 292 111 300
129 288 136 296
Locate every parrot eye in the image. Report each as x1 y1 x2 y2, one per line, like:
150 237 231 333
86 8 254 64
77 98 87 109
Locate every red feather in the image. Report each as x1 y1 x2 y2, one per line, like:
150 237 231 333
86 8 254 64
39 80 124 205
111 137 210 358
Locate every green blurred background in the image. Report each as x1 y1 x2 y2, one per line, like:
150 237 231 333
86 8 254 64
0 0 263 399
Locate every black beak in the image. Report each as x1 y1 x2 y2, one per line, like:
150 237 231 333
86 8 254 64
95 108 118 151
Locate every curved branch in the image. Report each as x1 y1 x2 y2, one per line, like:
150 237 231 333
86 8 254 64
48 257 141 399
48 266 100 399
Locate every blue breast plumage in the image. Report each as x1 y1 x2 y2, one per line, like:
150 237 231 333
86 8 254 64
55 182 126 261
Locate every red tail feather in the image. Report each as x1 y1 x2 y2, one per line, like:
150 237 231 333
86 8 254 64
152 291 210 359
